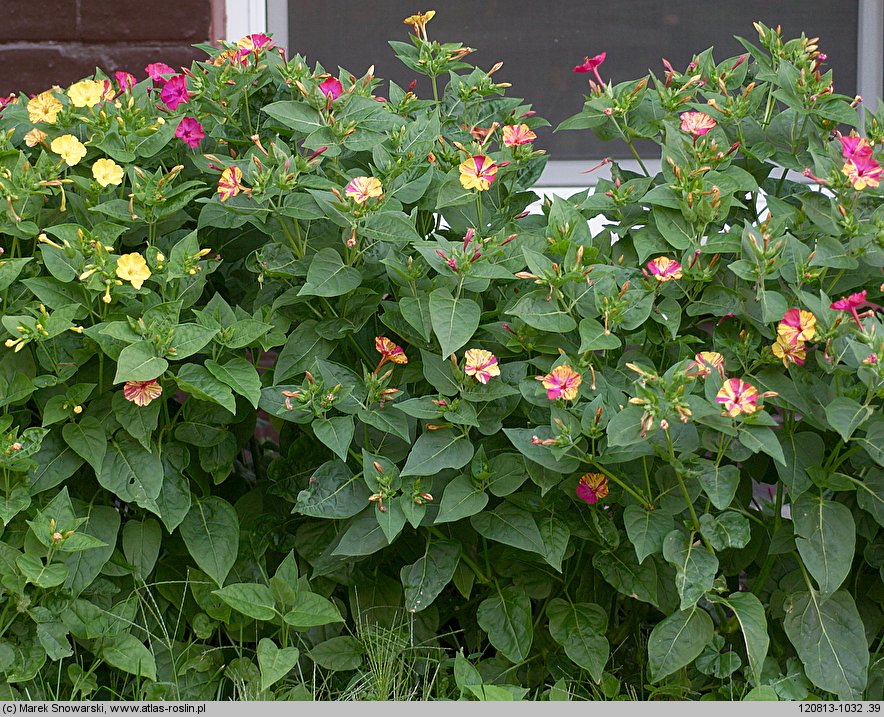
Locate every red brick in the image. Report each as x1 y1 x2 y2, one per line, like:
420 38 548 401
0 0 79 41
76 0 213 42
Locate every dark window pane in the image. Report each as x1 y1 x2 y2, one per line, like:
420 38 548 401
287 0 858 159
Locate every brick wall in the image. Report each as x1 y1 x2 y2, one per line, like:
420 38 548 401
0 0 221 96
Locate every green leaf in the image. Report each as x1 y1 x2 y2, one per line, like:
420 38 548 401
283 591 344 629
435 474 488 524
16 554 68 588
273 320 334 383
477 585 533 663
470 502 544 556
401 429 474 477
294 460 370 519
205 358 262 409
113 341 167 383
168 324 218 360
176 364 236 414
257 638 300 692
696 462 740 510
156 444 191 532
662 529 718 610
783 590 869 700
214 583 277 621
362 211 421 244
332 508 389 556
121 518 161 580
593 545 659 607
298 248 361 297
793 493 855 600
647 605 714 682
707 592 769 684
312 416 355 462
537 514 570 572
97 435 163 511
262 100 325 133
401 539 461 613
308 636 363 671
179 497 239 587
546 598 609 681
0 257 32 292
112 391 160 451
776 432 824 500
578 317 621 351
428 288 480 357
62 505 120 597
61 416 107 473
508 290 576 333
29 428 84 493
738 425 786 465
699 512 750 550
856 469 884 528
825 397 873 442
502 427 580 473
99 633 157 682
624 505 673 564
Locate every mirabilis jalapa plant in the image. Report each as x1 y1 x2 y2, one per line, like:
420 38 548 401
0 11 880 701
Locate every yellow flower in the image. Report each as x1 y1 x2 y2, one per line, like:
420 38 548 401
67 80 106 109
50 134 87 166
92 158 124 187
116 253 151 290
23 128 47 147
27 90 63 124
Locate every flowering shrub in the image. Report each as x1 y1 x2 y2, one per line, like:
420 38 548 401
0 16 881 701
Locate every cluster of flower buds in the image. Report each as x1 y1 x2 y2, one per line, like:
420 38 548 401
407 477 434 506
626 362 693 436
280 370 343 417
48 519 75 546
367 460 399 513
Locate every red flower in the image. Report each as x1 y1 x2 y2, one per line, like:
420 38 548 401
318 77 343 100
115 71 136 92
160 75 189 110
573 52 606 85
577 473 608 504
175 116 205 148
145 62 176 83
830 289 868 330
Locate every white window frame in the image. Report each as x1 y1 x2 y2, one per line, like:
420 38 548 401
233 0 883 189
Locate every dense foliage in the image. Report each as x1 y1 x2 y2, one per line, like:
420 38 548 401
0 15 881 700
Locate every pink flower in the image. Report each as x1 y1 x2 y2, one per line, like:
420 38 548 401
716 377 759 417
502 124 536 147
573 52 606 85
537 365 582 401
778 308 816 345
842 155 881 190
576 473 608 505
175 116 205 148
345 176 383 204
318 77 343 100
123 380 162 407
647 256 683 282
115 71 136 92
830 289 868 330
217 166 244 201
680 111 717 138
145 62 176 83
237 33 274 57
160 75 189 110
463 349 500 384
837 131 873 162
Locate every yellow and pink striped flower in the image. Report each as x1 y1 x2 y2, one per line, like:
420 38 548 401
237 33 274 55
647 256 683 282
576 473 608 504
688 351 725 379
842 156 881 190
345 176 383 204
772 336 806 367
679 111 717 138
502 124 536 147
538 365 582 401
459 155 498 191
716 377 759 417
777 308 816 346
463 348 500 384
375 336 407 365
217 166 243 201
123 380 162 407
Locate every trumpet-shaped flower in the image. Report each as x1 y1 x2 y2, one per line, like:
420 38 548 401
115 71 136 92
51 134 87 166
237 33 274 55
576 473 609 504
403 9 435 38
27 90 63 124
842 155 881 190
67 80 106 108
538 365 582 401
116 253 151 290
318 77 343 100
459 155 498 191
647 256 683 282
23 128 47 147
573 52 606 85
777 308 816 345
463 349 500 384
160 75 189 110
217 166 243 201
345 176 382 204
688 351 725 379
680 111 717 138
830 289 868 330
175 116 205 148
375 336 407 365
502 124 536 147
92 158 124 187
123 380 162 407
772 335 806 367
145 62 175 83
716 377 759 417
837 131 873 162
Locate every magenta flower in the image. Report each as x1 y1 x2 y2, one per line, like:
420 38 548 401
573 52 606 85
318 77 343 100
115 71 136 92
237 33 274 56
576 474 609 505
160 75 189 110
175 116 205 148
145 62 176 83
837 131 873 162
830 289 868 330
